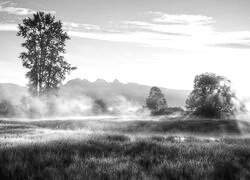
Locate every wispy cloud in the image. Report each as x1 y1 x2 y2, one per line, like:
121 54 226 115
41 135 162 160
63 22 101 32
0 23 17 31
1 10 250 50
0 21 102 33
122 20 214 37
0 6 36 15
149 11 214 25
0 2 55 16
68 12 250 50
213 43 250 49
67 13 214 50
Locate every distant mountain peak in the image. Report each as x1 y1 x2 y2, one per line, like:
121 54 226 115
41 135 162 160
0 79 191 107
60 78 190 107
94 79 108 84
113 79 121 84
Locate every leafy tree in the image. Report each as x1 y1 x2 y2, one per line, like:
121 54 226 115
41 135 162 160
146 87 168 115
17 12 76 97
186 73 236 118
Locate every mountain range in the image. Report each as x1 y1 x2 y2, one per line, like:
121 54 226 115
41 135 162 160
0 79 191 107
60 79 191 107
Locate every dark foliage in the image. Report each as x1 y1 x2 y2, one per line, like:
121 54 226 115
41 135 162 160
0 100 15 117
146 87 168 115
150 106 184 116
92 99 108 114
186 73 236 118
17 12 76 97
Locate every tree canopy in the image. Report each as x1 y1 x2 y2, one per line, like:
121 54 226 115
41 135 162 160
17 12 76 97
146 87 168 115
186 73 236 118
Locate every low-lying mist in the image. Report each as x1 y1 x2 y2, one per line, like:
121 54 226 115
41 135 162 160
0 80 249 123
0 92 150 119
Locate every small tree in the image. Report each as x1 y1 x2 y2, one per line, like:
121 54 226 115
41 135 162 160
92 99 108 114
17 12 76 97
186 73 236 118
146 87 168 115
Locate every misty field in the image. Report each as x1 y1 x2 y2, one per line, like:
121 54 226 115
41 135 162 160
1 116 250 180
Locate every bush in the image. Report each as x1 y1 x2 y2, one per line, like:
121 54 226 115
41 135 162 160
163 107 184 115
150 106 184 116
0 100 15 117
92 99 108 114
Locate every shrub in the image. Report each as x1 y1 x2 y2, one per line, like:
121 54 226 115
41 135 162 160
92 99 108 114
0 100 15 117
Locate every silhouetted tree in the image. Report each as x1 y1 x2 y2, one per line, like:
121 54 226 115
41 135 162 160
17 12 76 97
186 73 236 118
146 87 168 115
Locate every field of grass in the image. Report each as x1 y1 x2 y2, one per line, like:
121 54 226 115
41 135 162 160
1 116 250 179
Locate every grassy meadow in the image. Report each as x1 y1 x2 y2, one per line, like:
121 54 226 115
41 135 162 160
1 116 250 180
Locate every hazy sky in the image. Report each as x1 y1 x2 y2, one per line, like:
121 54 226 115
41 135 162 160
0 0 250 96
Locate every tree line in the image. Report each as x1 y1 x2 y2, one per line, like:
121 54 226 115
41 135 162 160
146 72 245 118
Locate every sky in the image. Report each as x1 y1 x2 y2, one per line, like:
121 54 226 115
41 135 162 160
0 0 250 96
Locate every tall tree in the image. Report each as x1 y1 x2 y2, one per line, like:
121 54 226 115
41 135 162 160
186 73 236 117
17 12 76 96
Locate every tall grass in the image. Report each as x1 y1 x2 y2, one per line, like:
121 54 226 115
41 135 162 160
0 134 250 180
